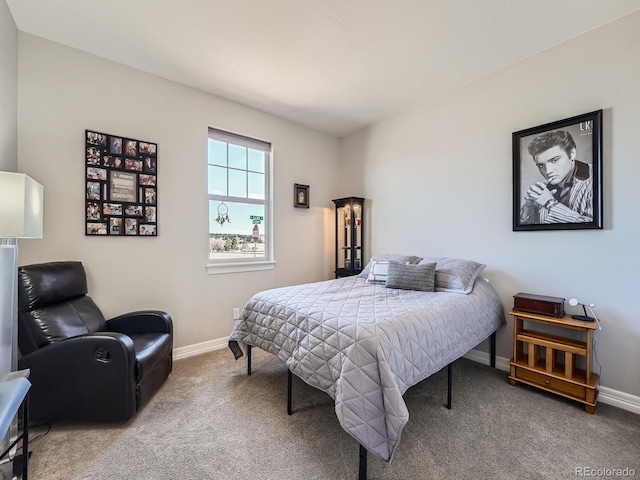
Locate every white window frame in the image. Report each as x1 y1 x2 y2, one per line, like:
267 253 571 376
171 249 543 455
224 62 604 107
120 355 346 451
206 127 275 275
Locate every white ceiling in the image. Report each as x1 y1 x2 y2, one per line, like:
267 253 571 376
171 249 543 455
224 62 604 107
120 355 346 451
7 0 640 137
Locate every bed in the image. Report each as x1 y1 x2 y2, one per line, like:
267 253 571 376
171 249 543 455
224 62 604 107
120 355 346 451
228 255 505 473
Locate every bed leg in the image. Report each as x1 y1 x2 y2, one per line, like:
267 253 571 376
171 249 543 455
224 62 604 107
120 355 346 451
359 444 367 480
446 363 452 409
287 369 293 415
490 332 496 368
247 345 252 376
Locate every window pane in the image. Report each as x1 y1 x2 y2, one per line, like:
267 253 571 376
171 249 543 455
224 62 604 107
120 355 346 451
208 165 227 195
248 172 265 200
209 200 266 260
248 149 265 173
208 139 226 166
228 169 247 198
228 144 246 170
208 128 272 266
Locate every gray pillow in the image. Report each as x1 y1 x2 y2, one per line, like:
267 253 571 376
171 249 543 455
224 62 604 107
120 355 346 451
419 257 486 294
385 260 436 292
359 254 423 278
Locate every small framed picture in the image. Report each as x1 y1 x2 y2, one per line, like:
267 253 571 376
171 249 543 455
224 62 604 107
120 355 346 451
139 174 156 186
139 142 157 157
103 203 122 216
86 131 107 147
87 146 101 165
87 167 107 181
86 181 101 200
125 204 143 216
125 159 143 171
86 202 101 220
140 224 156 236
109 218 122 235
124 139 138 157
110 137 123 155
143 157 156 173
86 222 107 235
124 218 138 235
144 187 156 205
294 183 309 208
144 206 156 223
512 110 603 231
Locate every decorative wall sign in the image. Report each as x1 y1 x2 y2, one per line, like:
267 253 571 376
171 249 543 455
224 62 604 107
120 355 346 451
512 110 602 231
85 130 157 236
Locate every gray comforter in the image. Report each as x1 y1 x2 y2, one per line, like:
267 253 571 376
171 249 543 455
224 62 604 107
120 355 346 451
228 275 504 462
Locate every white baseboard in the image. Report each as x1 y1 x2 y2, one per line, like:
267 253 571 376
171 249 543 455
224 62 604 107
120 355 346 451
463 348 640 415
462 348 511 372
174 339 640 415
173 336 229 360
598 387 640 414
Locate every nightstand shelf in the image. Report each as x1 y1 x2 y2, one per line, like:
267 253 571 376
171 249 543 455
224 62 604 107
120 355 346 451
508 310 599 414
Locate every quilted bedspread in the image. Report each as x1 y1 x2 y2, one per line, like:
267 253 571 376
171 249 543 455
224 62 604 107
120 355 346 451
228 275 504 462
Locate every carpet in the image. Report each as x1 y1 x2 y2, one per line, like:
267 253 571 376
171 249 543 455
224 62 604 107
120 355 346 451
26 347 640 479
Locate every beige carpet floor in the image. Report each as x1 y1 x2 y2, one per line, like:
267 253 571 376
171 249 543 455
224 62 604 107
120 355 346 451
25 347 640 480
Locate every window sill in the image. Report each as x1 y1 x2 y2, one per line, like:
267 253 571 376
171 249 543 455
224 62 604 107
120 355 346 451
206 260 276 275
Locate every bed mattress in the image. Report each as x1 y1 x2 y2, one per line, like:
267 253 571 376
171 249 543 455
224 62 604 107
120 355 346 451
229 275 504 462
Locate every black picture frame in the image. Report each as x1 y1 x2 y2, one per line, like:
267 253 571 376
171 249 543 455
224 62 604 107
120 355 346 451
512 110 603 231
294 183 309 208
85 129 158 236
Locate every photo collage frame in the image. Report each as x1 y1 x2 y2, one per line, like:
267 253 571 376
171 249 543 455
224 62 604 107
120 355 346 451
85 130 158 236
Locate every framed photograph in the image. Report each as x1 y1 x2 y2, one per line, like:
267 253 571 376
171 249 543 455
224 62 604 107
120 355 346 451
109 137 123 155
86 147 101 165
124 139 138 157
85 130 158 236
125 205 143 216
86 222 107 235
124 218 138 235
294 183 309 208
512 110 602 231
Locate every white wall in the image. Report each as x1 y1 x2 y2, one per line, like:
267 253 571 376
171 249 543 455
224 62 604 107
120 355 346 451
17 33 340 349
340 12 640 396
0 0 17 172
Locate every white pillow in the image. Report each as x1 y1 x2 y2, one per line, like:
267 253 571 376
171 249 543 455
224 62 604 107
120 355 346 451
359 254 423 278
366 260 390 284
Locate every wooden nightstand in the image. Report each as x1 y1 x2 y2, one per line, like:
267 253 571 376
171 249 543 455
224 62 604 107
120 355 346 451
508 310 599 413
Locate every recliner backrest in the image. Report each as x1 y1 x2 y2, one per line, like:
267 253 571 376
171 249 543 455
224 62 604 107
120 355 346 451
18 261 107 354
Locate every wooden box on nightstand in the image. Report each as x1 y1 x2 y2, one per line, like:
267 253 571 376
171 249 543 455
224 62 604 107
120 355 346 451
508 310 599 413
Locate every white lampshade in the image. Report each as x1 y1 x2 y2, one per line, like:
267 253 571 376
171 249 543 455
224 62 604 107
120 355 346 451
0 172 44 238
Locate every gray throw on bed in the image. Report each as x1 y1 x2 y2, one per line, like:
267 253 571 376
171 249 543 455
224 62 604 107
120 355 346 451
228 275 504 463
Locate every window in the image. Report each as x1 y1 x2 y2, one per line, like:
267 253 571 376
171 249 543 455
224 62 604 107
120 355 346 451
207 128 274 274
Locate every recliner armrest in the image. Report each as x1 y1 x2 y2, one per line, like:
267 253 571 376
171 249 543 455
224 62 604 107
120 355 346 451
18 332 138 422
107 310 173 336
19 332 136 373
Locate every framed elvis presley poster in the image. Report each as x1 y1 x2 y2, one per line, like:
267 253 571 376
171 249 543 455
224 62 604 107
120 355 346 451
85 130 158 236
512 110 603 231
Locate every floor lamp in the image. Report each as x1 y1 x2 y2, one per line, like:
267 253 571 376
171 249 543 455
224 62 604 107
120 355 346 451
0 171 43 472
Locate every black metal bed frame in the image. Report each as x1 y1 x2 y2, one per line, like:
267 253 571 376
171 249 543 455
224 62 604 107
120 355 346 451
245 331 497 480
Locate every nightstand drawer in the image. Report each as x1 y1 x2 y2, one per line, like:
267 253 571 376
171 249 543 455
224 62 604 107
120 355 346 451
517 367 586 399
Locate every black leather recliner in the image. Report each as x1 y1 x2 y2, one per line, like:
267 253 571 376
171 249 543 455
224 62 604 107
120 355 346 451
17 261 173 422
